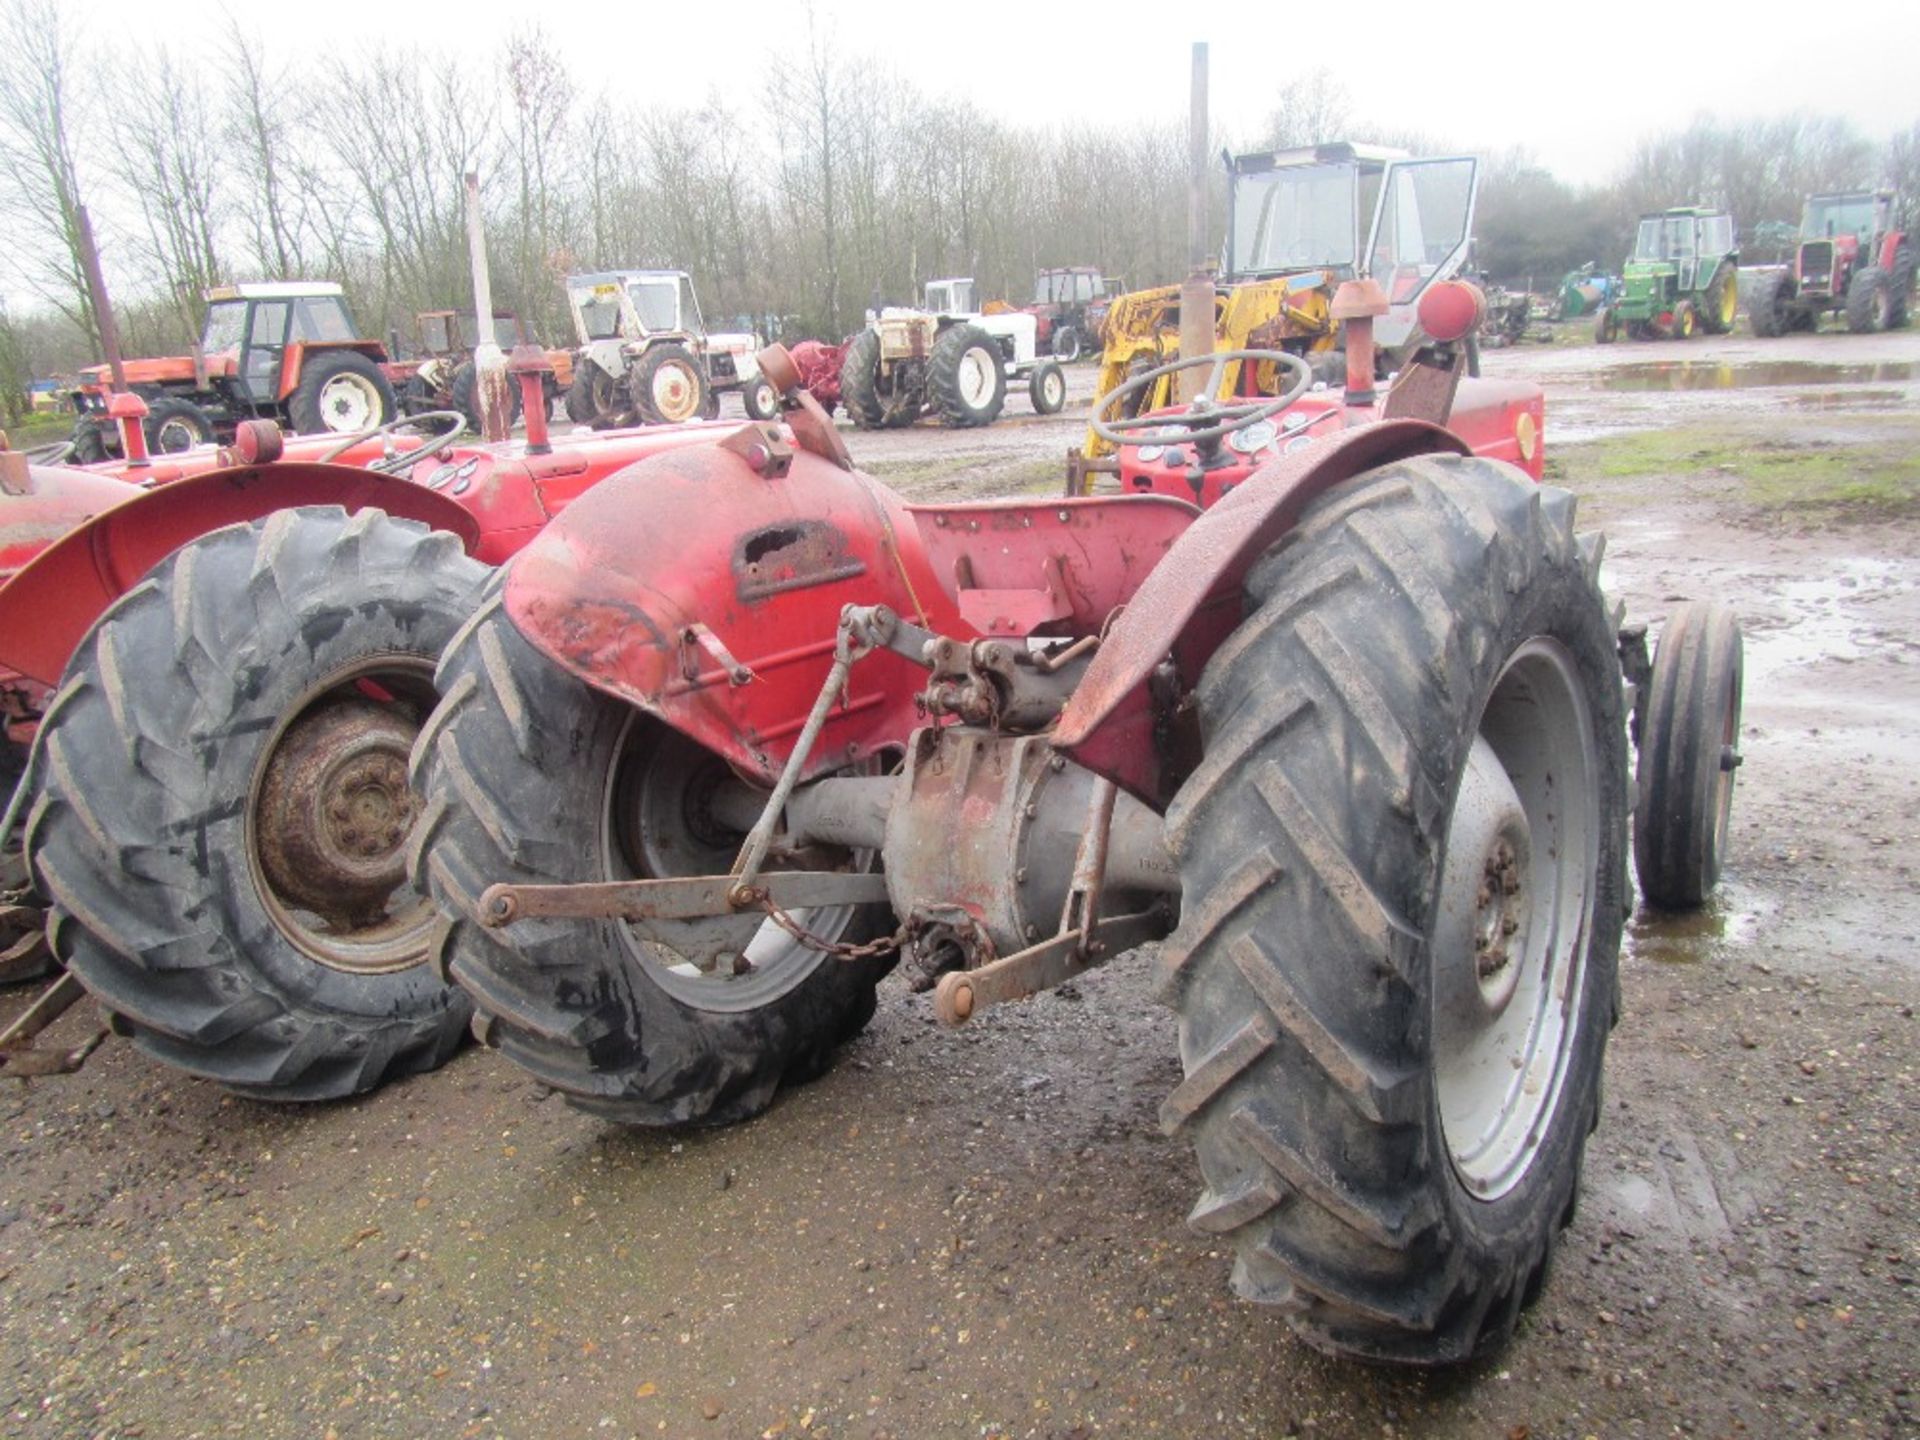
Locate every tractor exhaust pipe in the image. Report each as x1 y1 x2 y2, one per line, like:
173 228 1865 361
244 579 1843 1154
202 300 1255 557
465 171 513 444
1176 42 1214 405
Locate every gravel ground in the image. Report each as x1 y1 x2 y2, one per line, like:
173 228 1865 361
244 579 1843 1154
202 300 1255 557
2 325 1917 1440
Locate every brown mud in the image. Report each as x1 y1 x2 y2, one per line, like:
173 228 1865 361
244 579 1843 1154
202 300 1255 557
3 329 1917 1440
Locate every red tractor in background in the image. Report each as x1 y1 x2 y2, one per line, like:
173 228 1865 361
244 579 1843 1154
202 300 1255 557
0 359 736 1093
1749 190 1914 336
1015 265 1120 361
409 282 1744 1366
67 282 401 462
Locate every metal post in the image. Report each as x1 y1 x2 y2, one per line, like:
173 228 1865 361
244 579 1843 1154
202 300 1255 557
465 172 511 443
75 207 126 394
1176 43 1215 404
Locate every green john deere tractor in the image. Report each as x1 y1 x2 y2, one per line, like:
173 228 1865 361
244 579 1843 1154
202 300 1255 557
1595 207 1739 342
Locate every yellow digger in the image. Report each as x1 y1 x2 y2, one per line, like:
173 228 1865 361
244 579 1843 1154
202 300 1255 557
1085 142 1480 458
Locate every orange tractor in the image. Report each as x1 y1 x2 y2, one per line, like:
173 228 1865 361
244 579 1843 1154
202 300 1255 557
66 282 406 461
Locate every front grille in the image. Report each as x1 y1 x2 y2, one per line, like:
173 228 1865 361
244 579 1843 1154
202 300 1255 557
1799 241 1834 295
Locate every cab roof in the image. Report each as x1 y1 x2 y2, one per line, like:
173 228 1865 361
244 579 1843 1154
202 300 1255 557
204 281 345 302
566 270 689 286
1227 141 1410 174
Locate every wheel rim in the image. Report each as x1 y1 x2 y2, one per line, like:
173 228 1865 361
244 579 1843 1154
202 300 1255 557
1042 369 1065 410
1711 645 1743 866
957 348 997 409
602 715 868 1012
650 361 701 421
317 372 381 431
153 416 200 452
1719 280 1737 328
1434 638 1599 1201
753 380 776 414
247 657 441 975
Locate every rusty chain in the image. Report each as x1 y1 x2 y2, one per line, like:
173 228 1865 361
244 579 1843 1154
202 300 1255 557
756 896 913 962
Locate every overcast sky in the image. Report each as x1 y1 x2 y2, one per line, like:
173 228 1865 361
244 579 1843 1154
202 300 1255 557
67 0 1920 186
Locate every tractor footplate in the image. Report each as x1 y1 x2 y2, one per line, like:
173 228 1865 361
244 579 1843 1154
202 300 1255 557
930 908 1167 1026
479 870 891 929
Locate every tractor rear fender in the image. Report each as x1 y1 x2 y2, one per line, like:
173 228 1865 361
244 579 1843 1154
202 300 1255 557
502 432 967 789
1053 419 1470 805
0 460 482 687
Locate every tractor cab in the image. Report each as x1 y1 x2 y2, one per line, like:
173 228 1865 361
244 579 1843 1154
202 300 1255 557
923 278 979 317
1801 191 1893 243
566 270 702 348
200 282 366 405
1226 142 1478 349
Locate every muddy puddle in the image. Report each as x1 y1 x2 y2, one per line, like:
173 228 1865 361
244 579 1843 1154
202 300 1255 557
1595 359 1920 392
1627 880 1770 965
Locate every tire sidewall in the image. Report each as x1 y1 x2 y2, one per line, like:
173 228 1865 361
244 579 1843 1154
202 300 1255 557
291 352 397 435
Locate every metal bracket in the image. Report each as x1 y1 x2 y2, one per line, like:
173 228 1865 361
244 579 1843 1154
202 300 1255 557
0 972 108 1079
930 908 1166 1026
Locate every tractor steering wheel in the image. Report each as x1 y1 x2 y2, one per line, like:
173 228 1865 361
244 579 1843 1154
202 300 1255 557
317 410 468 474
1090 348 1313 450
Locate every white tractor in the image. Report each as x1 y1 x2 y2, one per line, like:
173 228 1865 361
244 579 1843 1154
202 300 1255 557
563 270 778 427
840 277 1068 429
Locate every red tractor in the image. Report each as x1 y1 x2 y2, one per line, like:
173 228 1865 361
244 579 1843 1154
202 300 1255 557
67 283 402 462
0 359 734 1092
408 283 1744 1365
1749 190 1914 336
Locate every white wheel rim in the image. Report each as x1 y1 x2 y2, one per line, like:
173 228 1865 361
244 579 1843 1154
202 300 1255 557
1043 371 1065 408
652 362 699 420
957 349 996 408
154 418 199 452
1434 638 1599 1200
319 373 379 431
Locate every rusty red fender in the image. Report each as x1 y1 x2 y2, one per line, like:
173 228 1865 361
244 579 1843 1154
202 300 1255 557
0 461 482 687
1053 419 1469 804
503 434 968 788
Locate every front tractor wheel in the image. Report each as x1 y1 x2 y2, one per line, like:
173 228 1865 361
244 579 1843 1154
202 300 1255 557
1159 455 1627 1365
413 590 895 1127
24 508 488 1099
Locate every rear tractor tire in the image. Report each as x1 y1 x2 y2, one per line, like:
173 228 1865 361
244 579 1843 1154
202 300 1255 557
1051 325 1083 362
928 323 1007 428
450 361 524 434
24 507 488 1099
1701 266 1737 335
1633 600 1743 911
1159 454 1627 1365
1748 271 1792 338
1845 266 1893 334
837 330 890 430
288 351 398 436
630 343 713 426
566 364 624 426
412 587 895 1127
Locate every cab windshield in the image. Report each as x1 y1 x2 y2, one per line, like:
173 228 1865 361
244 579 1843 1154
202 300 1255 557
1230 163 1358 274
1801 195 1878 239
200 301 248 356
1633 217 1697 262
629 278 680 333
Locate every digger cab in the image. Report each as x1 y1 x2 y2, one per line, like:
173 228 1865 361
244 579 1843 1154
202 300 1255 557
1224 142 1479 349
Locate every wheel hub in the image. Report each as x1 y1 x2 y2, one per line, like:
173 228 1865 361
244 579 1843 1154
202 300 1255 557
255 699 419 928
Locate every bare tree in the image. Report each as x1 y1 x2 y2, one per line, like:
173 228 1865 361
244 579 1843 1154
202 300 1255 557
0 0 99 345
113 49 226 344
